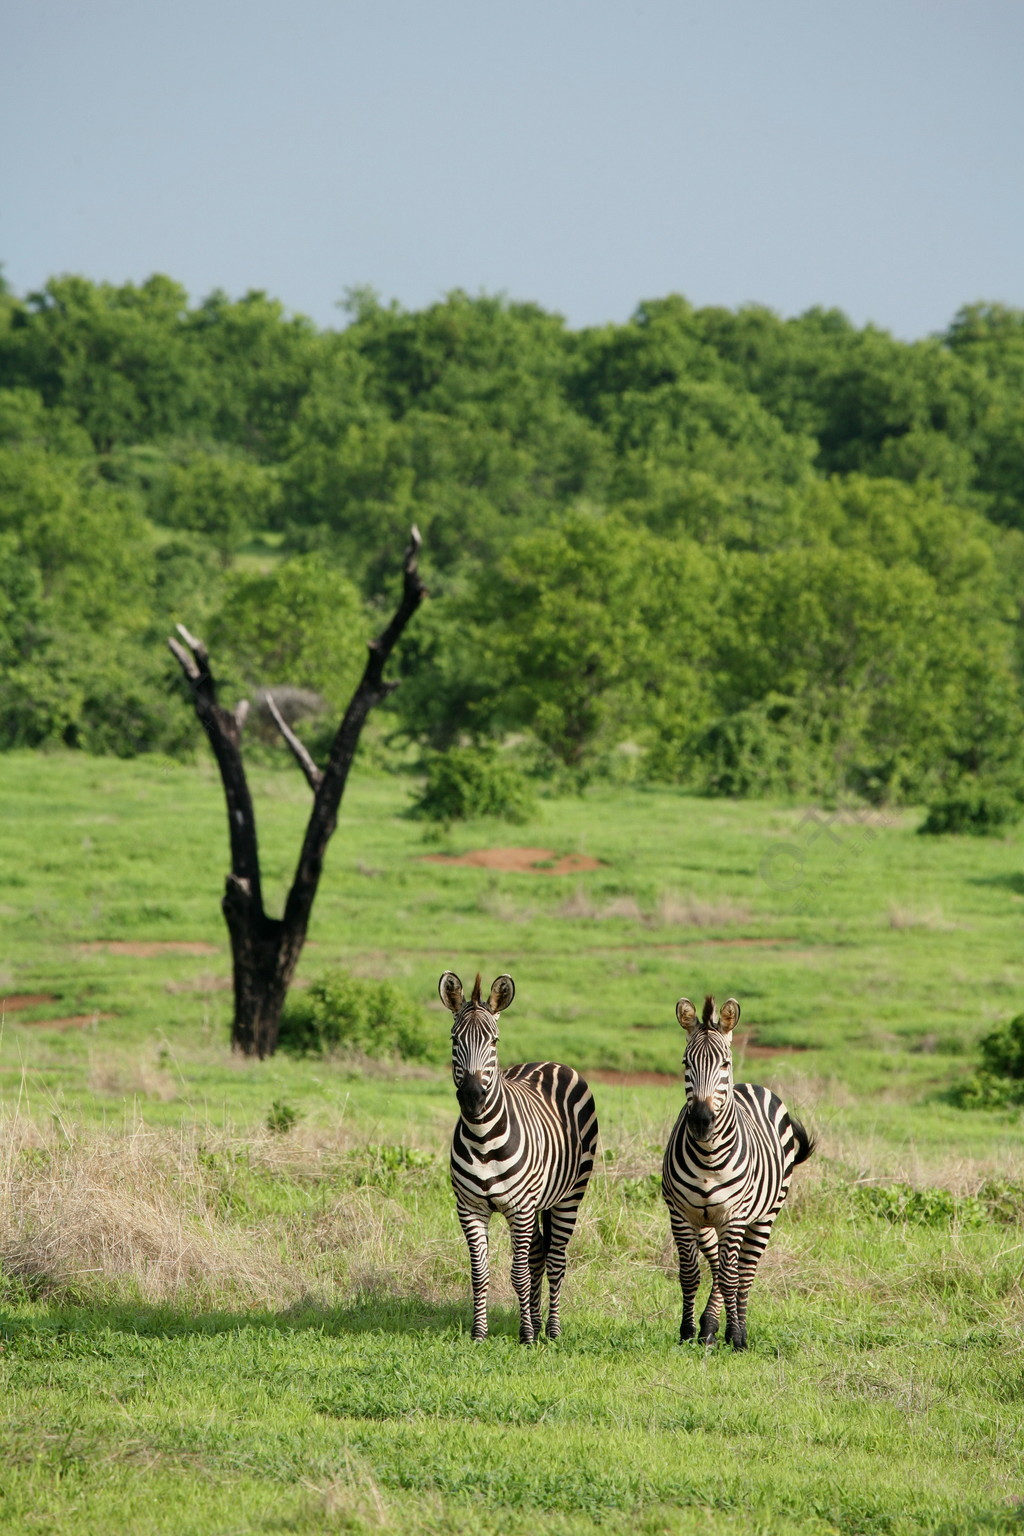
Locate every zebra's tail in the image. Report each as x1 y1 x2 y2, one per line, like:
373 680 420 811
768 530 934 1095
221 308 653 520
790 1116 816 1166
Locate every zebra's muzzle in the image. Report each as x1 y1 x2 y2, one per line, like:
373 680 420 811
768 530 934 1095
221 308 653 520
688 1100 715 1140
457 1072 488 1118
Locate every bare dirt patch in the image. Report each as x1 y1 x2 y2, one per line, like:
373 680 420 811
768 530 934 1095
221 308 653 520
608 1030 815 1070
421 846 603 875
740 1034 815 1058
16 1014 113 1032
588 1069 678 1088
78 941 219 958
164 973 231 994
1 994 58 1011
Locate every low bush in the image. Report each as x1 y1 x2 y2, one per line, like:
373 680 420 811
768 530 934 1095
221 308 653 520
856 1177 1024 1226
918 778 1023 836
408 745 536 826
278 969 432 1060
948 1012 1024 1108
266 1098 302 1134
693 695 833 800
856 1182 987 1228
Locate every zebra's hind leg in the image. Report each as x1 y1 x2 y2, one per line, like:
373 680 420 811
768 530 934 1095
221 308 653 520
732 1219 774 1351
457 1206 491 1341
669 1212 701 1342
696 1228 723 1344
543 1201 581 1338
528 1213 549 1338
509 1209 539 1344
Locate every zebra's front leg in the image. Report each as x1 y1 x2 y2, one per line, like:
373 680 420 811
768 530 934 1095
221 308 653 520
457 1206 491 1341
669 1212 701 1343
509 1209 539 1344
696 1227 723 1344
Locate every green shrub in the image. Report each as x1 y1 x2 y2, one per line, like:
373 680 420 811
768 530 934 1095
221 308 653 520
918 779 1023 836
278 969 431 1060
947 1072 1021 1110
408 745 536 826
949 1013 1024 1108
978 1013 1024 1079
977 1178 1024 1224
266 1098 301 1134
856 1182 987 1228
856 1178 1024 1226
694 695 833 799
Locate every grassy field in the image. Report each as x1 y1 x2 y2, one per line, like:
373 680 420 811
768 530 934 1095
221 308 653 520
1 750 1023 1534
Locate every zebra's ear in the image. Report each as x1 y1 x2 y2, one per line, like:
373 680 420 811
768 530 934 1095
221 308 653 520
438 972 465 1013
487 974 515 1014
719 998 741 1032
676 998 699 1032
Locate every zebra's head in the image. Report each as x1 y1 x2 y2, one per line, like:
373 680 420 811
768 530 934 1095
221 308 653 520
439 970 515 1120
677 993 741 1144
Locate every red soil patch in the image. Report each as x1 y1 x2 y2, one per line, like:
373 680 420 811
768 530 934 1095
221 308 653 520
79 941 218 958
595 1032 814 1086
421 847 603 875
734 1030 815 1057
1 993 58 1011
602 938 804 950
588 1069 679 1088
17 1013 113 1032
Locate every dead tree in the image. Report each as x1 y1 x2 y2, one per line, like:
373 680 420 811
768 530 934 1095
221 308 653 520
168 528 425 1057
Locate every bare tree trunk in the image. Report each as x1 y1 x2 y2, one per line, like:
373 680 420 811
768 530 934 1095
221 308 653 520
169 529 425 1057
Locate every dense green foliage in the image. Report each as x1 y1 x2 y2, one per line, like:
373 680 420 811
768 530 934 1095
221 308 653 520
4 275 1024 799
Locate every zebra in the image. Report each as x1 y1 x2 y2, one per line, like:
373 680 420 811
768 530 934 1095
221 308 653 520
662 994 814 1350
439 969 599 1344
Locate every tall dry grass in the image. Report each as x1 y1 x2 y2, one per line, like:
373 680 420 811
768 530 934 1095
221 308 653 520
1 1107 1021 1325
0 1115 291 1304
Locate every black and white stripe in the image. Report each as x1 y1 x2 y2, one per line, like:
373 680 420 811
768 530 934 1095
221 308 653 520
440 970 598 1344
662 994 814 1350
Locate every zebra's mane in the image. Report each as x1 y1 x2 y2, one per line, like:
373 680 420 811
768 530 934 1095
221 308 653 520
701 995 716 1029
471 972 483 1005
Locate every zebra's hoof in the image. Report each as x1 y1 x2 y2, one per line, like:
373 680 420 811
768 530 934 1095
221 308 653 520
731 1333 748 1351
545 1323 561 1340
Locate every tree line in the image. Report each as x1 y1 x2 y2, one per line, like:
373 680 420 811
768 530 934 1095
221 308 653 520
2 270 1024 808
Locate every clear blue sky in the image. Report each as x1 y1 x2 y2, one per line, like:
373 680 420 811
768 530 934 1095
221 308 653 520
3 0 1022 337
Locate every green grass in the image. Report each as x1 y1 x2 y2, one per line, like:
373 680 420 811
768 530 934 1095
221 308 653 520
1 750 1024 1533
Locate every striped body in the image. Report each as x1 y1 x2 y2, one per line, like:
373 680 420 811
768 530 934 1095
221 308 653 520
441 972 598 1343
662 995 813 1349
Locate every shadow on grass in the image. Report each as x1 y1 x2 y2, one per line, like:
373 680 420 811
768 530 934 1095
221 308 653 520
969 872 1024 897
0 1290 530 1346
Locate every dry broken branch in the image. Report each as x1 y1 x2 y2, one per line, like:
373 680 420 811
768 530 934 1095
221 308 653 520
265 691 323 792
